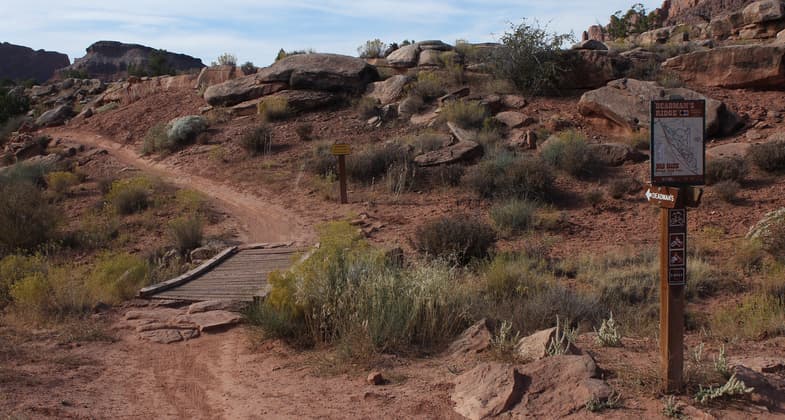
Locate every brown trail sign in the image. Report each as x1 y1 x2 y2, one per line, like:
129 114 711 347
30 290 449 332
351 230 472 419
331 143 352 204
650 98 705 393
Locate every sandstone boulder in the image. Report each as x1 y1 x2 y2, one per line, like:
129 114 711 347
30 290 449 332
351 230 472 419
452 355 613 419
416 40 453 51
515 327 580 361
778 28 785 42
662 45 785 89
578 78 741 138
589 143 649 166
365 75 411 105
742 0 785 24
414 141 482 166
573 40 608 50
494 111 533 129
35 105 73 127
386 44 420 67
195 65 244 89
181 310 243 332
268 90 343 113
558 50 630 90
417 49 443 67
187 300 245 314
447 319 494 356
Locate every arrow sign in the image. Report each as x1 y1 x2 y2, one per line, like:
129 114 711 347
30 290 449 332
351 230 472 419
645 185 680 209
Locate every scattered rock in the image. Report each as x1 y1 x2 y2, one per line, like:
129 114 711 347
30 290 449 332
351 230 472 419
184 310 243 333
578 78 741 138
452 362 526 420
732 365 784 409
515 327 580 361
730 356 785 374
509 130 538 150
417 49 443 67
438 87 471 105
365 75 410 105
367 371 386 386
494 111 531 129
588 143 649 166
386 44 420 67
707 142 752 160
662 45 785 89
35 105 73 127
448 319 495 356
187 300 245 314
501 94 527 109
204 80 288 107
414 140 482 166
139 328 199 344
447 121 477 143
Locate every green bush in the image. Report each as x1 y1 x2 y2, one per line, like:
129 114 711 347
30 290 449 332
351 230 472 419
167 115 208 145
749 140 785 172
465 154 554 200
607 3 658 39
541 131 600 177
0 254 46 308
0 87 30 125
106 177 153 215
85 253 150 304
706 157 746 185
408 71 447 100
307 143 336 176
241 61 256 75
253 221 471 352
257 96 290 121
491 19 573 95
347 143 410 183
215 52 237 66
10 265 90 322
240 124 273 155
414 214 496 264
169 215 203 254
357 39 387 59
141 123 169 155
45 171 79 195
0 181 59 255
608 178 638 199
491 199 539 234
441 100 489 129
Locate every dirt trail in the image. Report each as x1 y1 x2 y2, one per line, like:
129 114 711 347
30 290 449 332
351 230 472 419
48 129 309 244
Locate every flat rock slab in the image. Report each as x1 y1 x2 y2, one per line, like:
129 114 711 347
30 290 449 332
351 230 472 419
448 319 494 357
124 308 183 322
452 362 526 420
139 328 200 344
414 140 482 166
182 310 243 333
187 300 245 314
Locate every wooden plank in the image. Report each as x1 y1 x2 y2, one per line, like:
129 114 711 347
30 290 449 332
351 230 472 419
138 247 238 297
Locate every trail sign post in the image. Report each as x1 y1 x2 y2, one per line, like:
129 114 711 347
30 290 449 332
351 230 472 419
331 143 352 204
650 99 705 393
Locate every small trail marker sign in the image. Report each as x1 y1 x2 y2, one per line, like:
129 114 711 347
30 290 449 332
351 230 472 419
651 99 705 186
645 186 680 209
331 143 352 204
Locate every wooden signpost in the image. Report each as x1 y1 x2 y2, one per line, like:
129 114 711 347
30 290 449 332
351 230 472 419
331 143 352 204
650 98 705 393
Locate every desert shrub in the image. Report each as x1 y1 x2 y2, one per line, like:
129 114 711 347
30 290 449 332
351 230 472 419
711 294 785 339
85 253 150 304
257 96 290 121
106 177 153 215
358 39 387 58
713 180 740 203
541 130 600 177
166 115 208 146
295 123 314 141
307 143 336 176
585 190 604 207
175 189 208 214
74 212 120 249
10 265 90 322
408 71 447 100
0 161 50 187
657 70 685 88
607 3 658 39
414 214 496 264
385 161 422 198
0 181 59 254
466 154 554 200
0 254 47 308
491 199 539 234
409 132 445 154
169 215 203 254
749 140 785 173
240 61 256 75
706 157 746 185
355 96 379 119
440 51 465 84
45 171 79 195
0 87 30 124
491 19 573 95
254 221 471 352
482 252 551 300
215 52 237 66
346 143 409 183
433 164 465 187
441 100 488 129
0 115 26 145
628 129 650 150
141 123 168 155
240 124 273 155
608 178 638 199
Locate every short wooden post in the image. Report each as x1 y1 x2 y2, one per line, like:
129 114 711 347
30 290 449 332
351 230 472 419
338 154 348 204
660 190 686 392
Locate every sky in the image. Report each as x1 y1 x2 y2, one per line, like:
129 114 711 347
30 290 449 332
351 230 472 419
0 1 661 66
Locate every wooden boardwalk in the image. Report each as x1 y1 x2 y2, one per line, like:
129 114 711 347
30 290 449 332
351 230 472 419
139 244 304 302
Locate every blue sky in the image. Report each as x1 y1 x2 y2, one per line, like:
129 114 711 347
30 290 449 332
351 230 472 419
1 1 661 66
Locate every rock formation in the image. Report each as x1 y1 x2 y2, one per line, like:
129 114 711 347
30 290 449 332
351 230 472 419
0 42 69 83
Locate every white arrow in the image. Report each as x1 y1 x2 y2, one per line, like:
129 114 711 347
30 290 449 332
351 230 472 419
646 189 653 201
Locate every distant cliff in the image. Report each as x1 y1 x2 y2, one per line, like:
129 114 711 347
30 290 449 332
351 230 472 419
62 41 205 81
0 42 70 83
